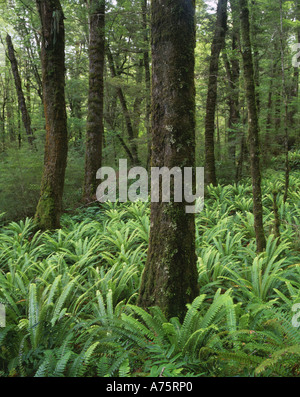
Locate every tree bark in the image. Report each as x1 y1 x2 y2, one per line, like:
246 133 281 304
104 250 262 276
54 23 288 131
204 0 228 186
34 0 68 230
6 34 35 146
223 2 240 172
83 0 105 203
239 0 266 252
138 0 199 321
279 0 290 203
141 0 151 169
289 0 299 145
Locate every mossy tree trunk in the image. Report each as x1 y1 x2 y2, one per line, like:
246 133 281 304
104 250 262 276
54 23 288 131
289 0 299 130
141 0 151 170
138 0 199 321
279 0 290 203
239 0 266 253
204 0 228 186
34 0 68 230
83 0 105 203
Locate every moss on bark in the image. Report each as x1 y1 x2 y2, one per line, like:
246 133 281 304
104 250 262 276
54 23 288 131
34 0 68 230
83 0 105 202
239 0 266 252
138 0 199 321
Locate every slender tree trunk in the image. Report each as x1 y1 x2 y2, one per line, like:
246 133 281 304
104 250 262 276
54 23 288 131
6 34 34 146
263 76 273 164
132 59 143 142
279 0 290 203
204 0 228 186
4 56 16 143
68 42 83 143
138 0 199 321
289 0 299 144
228 0 240 166
250 0 261 114
104 90 135 163
83 0 105 203
272 190 280 242
0 102 5 151
34 0 68 230
142 0 151 170
223 4 240 172
263 56 280 165
239 0 266 252
106 45 139 165
235 132 246 182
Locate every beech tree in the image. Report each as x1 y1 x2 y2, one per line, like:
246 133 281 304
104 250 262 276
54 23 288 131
138 0 199 321
204 0 228 186
223 0 240 174
239 0 266 252
34 0 68 230
83 0 105 202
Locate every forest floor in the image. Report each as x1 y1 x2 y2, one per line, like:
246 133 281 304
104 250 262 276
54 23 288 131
0 168 299 377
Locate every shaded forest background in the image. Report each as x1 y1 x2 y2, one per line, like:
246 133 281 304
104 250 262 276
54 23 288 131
0 0 298 222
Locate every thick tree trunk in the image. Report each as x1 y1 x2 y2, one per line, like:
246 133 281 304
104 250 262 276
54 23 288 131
34 0 68 230
83 0 105 203
204 0 228 186
239 0 266 252
138 0 199 321
6 34 34 146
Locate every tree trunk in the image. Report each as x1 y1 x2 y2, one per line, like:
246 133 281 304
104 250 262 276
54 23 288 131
4 56 16 143
239 0 266 252
106 45 139 165
83 0 105 203
34 0 68 230
68 42 84 143
142 0 151 170
223 2 240 172
6 34 35 146
279 0 290 203
138 0 199 321
204 0 228 186
132 59 143 145
289 0 299 145
263 55 280 165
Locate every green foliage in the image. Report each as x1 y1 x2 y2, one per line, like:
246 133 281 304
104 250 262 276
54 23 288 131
0 145 85 222
0 171 299 377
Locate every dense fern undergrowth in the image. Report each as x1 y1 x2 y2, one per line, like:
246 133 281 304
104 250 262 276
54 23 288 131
0 171 299 377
